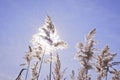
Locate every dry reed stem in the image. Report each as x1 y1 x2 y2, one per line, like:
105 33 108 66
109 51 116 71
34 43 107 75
37 53 45 80
49 53 52 80
16 68 26 80
25 46 33 80
70 70 75 80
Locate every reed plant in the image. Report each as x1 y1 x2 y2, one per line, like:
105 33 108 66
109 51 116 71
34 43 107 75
16 16 120 80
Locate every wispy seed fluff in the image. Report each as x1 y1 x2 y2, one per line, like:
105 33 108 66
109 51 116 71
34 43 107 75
31 16 67 55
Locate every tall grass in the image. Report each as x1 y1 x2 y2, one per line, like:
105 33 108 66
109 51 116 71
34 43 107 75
16 16 120 80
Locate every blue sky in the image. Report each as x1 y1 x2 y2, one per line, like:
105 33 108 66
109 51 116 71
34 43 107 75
0 0 120 79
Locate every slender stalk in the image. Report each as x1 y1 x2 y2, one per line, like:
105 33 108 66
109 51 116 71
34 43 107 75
49 53 52 80
105 75 107 80
105 67 109 80
85 69 88 80
16 68 26 80
85 59 89 80
37 53 45 80
25 62 30 80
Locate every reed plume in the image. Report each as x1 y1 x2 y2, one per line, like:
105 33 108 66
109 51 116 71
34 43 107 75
75 28 96 80
95 45 116 80
53 54 67 80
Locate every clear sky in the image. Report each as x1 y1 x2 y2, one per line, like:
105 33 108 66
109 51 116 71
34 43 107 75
0 0 120 80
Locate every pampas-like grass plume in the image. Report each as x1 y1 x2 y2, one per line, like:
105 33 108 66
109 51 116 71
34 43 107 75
75 28 96 80
95 45 116 80
53 54 67 80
